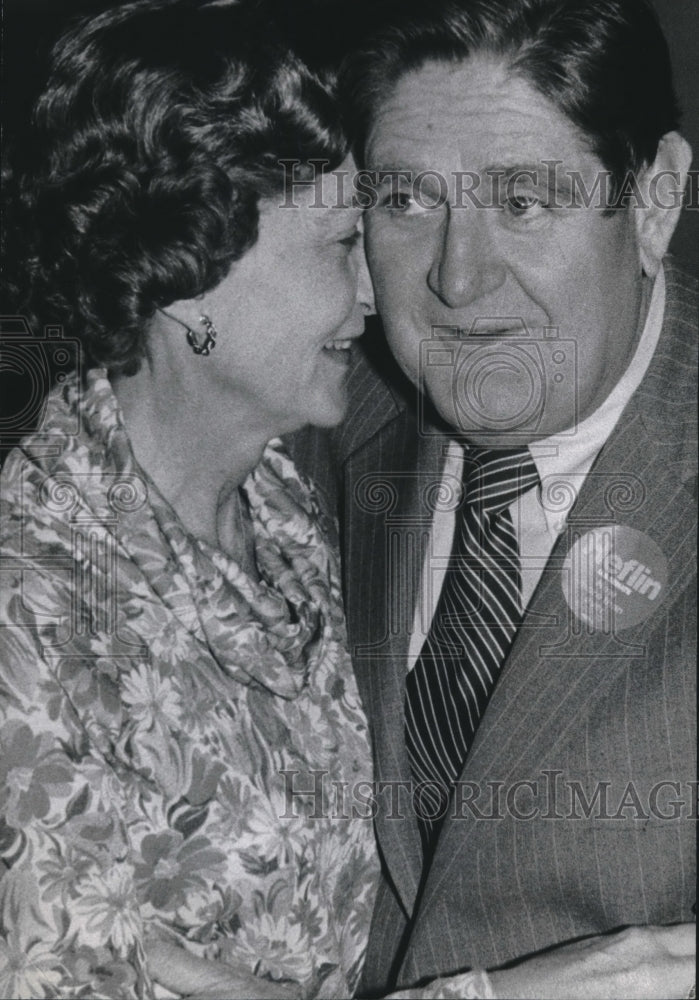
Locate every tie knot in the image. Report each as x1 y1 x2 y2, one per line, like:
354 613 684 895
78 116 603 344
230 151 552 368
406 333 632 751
462 446 539 513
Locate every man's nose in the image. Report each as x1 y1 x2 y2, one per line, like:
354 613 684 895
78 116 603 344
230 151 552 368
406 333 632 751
427 208 506 308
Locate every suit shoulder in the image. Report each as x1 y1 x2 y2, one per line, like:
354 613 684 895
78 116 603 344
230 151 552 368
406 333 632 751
633 260 697 485
335 325 410 460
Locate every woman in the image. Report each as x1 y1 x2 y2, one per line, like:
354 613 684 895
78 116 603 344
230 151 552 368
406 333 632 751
0 2 380 997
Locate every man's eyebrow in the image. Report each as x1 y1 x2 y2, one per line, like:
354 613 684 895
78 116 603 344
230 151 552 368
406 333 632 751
361 161 574 187
483 161 573 189
365 155 434 175
483 161 546 178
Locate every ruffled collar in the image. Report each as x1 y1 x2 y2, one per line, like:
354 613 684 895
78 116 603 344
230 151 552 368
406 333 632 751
36 368 344 699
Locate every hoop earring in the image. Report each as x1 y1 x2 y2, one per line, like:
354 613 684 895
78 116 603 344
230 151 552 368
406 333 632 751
186 314 217 356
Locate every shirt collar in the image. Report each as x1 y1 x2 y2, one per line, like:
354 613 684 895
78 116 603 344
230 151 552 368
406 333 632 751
528 263 666 538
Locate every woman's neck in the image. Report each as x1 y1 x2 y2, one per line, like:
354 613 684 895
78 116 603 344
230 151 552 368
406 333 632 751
111 314 269 555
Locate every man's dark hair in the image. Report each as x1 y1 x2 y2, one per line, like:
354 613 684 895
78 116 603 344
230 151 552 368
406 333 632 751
342 0 680 192
3 0 347 375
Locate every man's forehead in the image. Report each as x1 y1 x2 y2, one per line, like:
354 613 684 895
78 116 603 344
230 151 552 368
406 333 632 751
372 57 513 127
366 57 595 172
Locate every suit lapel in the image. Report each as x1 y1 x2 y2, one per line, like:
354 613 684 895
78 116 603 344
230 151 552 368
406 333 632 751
421 300 697 912
345 409 451 915
346 262 696 928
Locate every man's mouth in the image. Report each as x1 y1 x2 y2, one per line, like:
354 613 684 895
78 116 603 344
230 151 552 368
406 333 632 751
436 318 535 338
464 326 522 337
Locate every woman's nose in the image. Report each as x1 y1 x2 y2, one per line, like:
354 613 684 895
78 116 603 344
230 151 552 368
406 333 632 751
356 238 376 315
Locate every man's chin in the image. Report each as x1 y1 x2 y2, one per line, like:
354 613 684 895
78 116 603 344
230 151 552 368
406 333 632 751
454 428 544 449
430 397 549 448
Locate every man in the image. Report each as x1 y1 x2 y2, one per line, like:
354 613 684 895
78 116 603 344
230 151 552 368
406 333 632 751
293 0 696 995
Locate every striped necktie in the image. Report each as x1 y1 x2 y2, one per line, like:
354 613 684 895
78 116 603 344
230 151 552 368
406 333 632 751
405 446 539 853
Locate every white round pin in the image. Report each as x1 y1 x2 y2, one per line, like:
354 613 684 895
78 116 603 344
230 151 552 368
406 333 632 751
562 525 668 631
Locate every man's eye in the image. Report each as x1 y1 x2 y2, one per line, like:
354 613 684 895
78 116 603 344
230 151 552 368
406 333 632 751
506 194 543 216
379 191 429 215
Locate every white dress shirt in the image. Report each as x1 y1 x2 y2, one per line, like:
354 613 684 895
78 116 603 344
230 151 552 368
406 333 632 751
407 265 666 671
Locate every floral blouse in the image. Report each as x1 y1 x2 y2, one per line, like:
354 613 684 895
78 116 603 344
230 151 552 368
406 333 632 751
0 369 379 1000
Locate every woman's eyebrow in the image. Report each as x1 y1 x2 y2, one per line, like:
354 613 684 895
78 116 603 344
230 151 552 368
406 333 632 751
309 205 363 233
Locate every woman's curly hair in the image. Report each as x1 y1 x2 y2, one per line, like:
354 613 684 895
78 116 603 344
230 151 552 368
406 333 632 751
3 0 348 374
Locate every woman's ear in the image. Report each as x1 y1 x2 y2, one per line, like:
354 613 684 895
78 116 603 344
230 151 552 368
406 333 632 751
159 295 218 356
634 131 693 277
162 295 206 332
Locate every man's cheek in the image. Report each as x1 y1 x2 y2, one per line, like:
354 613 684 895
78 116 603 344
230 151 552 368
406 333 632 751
371 275 403 319
365 245 392 289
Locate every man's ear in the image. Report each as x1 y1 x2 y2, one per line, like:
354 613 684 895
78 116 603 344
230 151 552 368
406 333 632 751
635 131 693 277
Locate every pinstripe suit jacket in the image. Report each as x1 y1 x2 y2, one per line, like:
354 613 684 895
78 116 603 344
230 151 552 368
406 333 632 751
289 259 697 995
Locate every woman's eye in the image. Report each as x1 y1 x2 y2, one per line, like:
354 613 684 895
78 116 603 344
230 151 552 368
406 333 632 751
338 230 362 249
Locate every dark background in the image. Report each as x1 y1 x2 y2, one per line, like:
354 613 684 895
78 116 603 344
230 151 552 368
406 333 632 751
650 0 699 269
3 0 697 269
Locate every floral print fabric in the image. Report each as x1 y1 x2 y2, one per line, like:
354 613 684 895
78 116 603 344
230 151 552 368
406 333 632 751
0 369 378 1000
